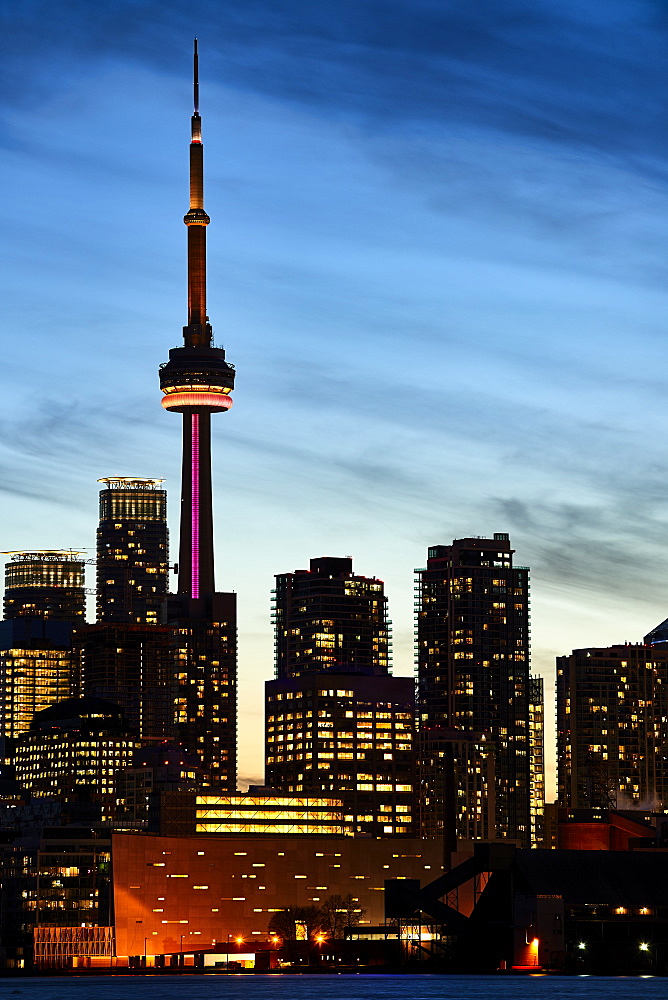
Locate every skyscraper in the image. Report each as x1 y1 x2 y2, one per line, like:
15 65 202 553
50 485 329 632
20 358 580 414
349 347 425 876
415 534 538 847
266 556 415 835
96 477 168 626
0 552 85 740
75 478 172 742
556 644 668 809
273 556 390 678
157 43 237 786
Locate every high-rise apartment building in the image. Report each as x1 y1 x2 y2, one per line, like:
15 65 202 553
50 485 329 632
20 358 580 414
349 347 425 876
96 478 168 625
157 44 237 785
76 479 173 742
0 552 85 741
266 556 415 835
14 697 138 818
415 534 537 846
556 644 668 809
273 557 389 678
417 726 496 851
75 623 173 743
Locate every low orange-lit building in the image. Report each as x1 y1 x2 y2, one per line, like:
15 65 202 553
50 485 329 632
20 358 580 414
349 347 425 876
112 832 443 961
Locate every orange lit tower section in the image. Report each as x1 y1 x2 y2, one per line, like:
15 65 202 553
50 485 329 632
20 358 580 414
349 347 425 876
158 42 237 787
159 40 235 600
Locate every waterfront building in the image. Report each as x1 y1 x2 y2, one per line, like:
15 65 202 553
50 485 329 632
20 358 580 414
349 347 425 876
556 643 668 809
0 827 113 970
415 534 537 846
111 831 442 960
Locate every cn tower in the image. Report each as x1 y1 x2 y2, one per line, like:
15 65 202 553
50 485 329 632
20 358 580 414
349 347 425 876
159 41 237 787
159 39 235 600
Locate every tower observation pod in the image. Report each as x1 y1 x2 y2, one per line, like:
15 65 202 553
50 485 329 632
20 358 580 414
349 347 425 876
159 40 236 600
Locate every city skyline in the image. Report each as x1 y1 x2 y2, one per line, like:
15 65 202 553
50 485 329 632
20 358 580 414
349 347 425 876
2 2 668 794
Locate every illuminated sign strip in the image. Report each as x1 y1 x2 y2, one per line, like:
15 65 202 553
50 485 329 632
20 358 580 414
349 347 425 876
191 413 200 599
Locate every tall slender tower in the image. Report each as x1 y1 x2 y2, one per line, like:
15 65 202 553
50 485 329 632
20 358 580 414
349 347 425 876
158 42 237 787
159 40 235 599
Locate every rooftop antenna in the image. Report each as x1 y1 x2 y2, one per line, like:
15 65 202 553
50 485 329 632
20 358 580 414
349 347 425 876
193 38 199 115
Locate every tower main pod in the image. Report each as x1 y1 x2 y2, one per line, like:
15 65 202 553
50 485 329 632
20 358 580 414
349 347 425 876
159 42 237 787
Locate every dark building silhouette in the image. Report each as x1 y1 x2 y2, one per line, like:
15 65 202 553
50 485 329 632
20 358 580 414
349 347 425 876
75 623 173 743
273 556 390 678
415 535 539 846
556 644 668 810
266 556 414 835
157 44 237 785
96 477 168 626
114 743 201 831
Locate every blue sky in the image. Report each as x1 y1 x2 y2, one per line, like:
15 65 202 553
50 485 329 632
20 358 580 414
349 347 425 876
2 0 668 793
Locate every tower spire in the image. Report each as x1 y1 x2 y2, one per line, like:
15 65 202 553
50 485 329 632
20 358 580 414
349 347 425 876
159 41 235 599
184 37 208 342
193 37 199 115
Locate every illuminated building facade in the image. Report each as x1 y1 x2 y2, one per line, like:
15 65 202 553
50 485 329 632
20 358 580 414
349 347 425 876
415 535 535 845
265 673 415 836
111 832 442 959
3 551 85 621
0 631 73 740
170 594 237 786
0 552 85 740
273 557 389 678
195 792 351 835
556 644 668 809
158 42 237 786
96 478 168 625
14 697 139 815
529 674 545 845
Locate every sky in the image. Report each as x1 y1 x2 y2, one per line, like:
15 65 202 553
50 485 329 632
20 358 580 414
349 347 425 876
2 0 668 796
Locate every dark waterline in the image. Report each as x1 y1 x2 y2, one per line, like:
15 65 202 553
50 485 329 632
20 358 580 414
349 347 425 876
0 974 664 1000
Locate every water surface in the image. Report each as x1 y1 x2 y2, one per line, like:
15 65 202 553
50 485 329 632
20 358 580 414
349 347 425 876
0 974 663 1000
